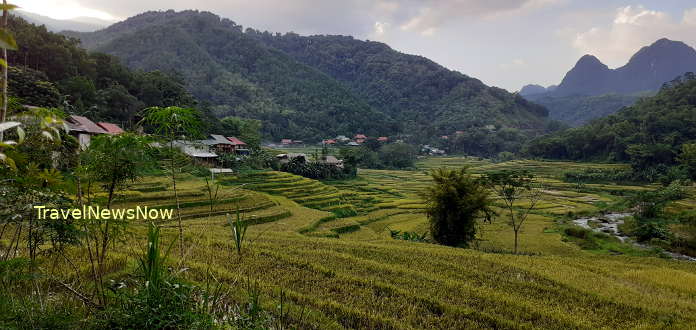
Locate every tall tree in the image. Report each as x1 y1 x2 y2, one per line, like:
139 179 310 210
140 106 201 261
0 1 17 142
423 168 494 247
484 170 543 254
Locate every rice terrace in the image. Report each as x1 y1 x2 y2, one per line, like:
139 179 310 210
3 1 696 329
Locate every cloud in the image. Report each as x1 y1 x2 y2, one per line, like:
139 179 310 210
498 58 528 70
570 5 696 67
397 0 562 36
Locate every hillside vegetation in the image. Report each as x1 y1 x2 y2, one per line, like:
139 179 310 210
67 10 552 145
525 74 696 171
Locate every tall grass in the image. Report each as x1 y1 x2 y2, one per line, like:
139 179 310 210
227 208 248 256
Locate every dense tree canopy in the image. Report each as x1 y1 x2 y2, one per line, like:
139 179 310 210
525 73 696 178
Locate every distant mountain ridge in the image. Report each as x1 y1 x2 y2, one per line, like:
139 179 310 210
65 10 551 143
16 10 112 32
555 39 696 96
520 38 696 126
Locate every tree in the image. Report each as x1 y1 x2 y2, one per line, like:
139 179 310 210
220 116 261 148
677 143 696 180
484 170 543 254
423 168 494 247
140 106 201 260
0 1 17 142
82 133 150 208
380 143 417 169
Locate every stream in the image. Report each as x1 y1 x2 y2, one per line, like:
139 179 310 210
572 213 696 262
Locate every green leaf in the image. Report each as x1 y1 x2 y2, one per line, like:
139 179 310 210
0 28 17 50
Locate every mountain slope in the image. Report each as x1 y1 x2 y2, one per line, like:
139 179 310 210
67 10 392 140
68 10 550 143
522 39 696 126
249 32 549 136
525 73 696 165
554 39 696 97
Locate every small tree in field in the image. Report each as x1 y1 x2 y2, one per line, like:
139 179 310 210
484 170 543 254
140 106 201 260
423 168 494 247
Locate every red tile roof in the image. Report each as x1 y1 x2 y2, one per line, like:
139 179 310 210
281 139 292 144
67 115 107 134
226 136 247 145
323 139 336 144
354 134 367 139
355 139 365 143
377 137 388 142
97 122 124 135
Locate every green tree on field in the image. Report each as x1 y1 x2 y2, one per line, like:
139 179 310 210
140 106 201 261
484 170 543 254
423 168 494 247
220 116 262 148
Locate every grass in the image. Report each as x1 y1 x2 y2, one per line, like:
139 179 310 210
13 158 696 328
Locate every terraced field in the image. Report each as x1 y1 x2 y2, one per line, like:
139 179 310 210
68 158 696 328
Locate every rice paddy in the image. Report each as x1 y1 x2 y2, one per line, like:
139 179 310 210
54 158 696 328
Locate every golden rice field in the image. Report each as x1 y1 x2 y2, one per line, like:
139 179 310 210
54 158 696 328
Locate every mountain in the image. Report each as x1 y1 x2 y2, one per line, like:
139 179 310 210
519 84 556 96
522 39 696 126
554 39 696 97
525 72 696 166
66 10 551 144
16 10 111 32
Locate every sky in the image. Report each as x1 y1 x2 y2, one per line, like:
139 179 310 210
12 0 696 91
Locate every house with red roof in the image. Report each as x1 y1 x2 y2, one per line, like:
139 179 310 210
226 136 249 154
323 139 336 145
66 115 107 149
377 136 389 142
97 122 125 135
281 139 293 145
354 134 367 139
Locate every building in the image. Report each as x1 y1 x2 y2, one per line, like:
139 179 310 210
441 135 449 140
173 141 218 166
66 115 107 150
377 136 389 142
226 136 249 154
281 139 293 145
347 142 360 146
354 134 367 139
200 134 236 154
355 138 365 144
97 122 125 135
335 135 350 143
323 139 336 145
319 155 344 168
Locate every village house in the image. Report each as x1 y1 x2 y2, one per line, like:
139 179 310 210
281 139 293 145
335 135 350 143
226 136 249 155
377 136 389 142
200 134 236 154
318 155 343 168
97 122 125 135
173 140 218 166
65 115 108 149
322 139 336 145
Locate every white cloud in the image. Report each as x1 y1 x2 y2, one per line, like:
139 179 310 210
570 6 696 67
14 0 118 20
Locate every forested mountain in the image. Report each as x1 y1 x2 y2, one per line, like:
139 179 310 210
521 39 696 126
6 15 221 129
66 10 552 143
519 84 555 96
525 73 696 172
